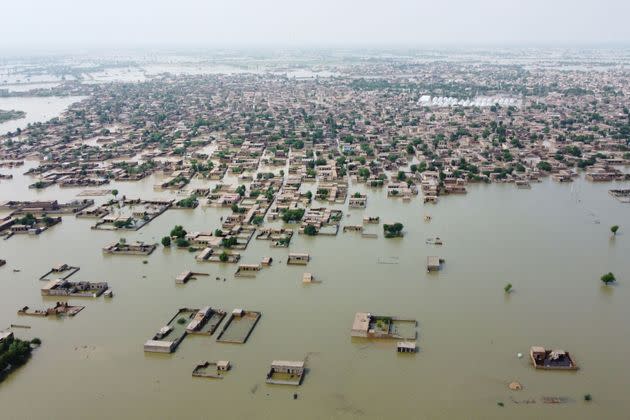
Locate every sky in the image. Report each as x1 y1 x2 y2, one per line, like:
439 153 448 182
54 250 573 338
1 0 629 50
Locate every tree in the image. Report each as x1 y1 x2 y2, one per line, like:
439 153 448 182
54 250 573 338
17 213 37 226
601 272 616 285
219 251 229 262
221 237 238 248
383 223 404 238
252 215 264 226
161 236 171 247
112 189 119 198
114 219 132 228
281 208 305 223
229 201 243 213
0 336 32 376
175 238 190 248
611 225 619 236
170 225 187 238
304 224 318 236
176 196 197 208
358 167 370 179
504 283 513 293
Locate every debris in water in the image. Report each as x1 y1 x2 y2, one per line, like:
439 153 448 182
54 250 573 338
508 381 522 390
542 396 568 404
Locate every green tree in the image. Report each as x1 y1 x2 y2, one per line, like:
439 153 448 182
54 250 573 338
170 225 187 238
219 251 229 262
281 208 305 223
161 236 171 247
611 225 619 236
17 213 36 226
221 237 238 248
601 272 616 285
304 224 318 236
112 189 119 198
383 223 404 238
175 238 190 248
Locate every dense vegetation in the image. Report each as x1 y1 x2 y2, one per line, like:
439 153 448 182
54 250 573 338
0 109 26 124
383 223 404 238
281 208 305 223
0 336 33 383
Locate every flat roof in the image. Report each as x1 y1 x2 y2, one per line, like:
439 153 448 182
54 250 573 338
271 360 304 368
352 312 371 332
144 340 173 347
427 256 441 265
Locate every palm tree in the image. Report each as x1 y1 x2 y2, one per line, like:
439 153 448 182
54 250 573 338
611 225 619 236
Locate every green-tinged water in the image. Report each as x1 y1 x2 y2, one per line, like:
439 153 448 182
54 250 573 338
0 157 629 419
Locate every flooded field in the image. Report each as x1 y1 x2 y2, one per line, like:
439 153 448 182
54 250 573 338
0 156 629 419
0 96 84 133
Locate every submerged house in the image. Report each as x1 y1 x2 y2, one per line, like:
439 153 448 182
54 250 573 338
265 360 305 386
287 253 310 265
350 312 416 340
530 346 578 370
426 256 444 272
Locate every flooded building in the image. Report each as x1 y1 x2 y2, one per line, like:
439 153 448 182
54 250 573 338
265 360 305 386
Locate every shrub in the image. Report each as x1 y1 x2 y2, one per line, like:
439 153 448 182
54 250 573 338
281 208 305 223
221 237 238 248
175 238 190 248
601 272 616 285
304 224 318 236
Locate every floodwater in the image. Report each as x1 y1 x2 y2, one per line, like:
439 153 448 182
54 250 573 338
0 96 84 133
0 152 629 419
0 96 629 419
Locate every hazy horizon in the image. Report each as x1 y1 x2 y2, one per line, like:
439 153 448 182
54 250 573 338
2 0 630 51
